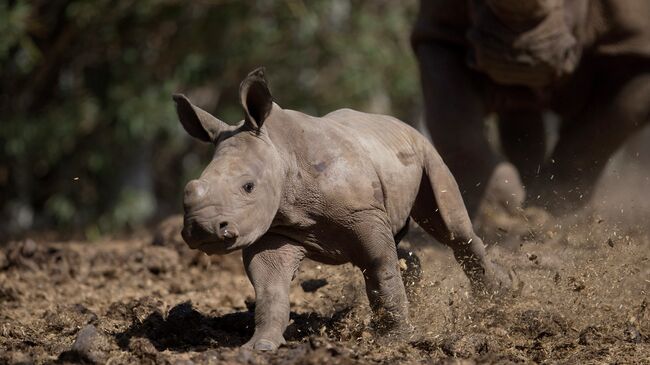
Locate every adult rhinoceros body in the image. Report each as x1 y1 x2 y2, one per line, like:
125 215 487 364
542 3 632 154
413 0 650 215
175 69 510 351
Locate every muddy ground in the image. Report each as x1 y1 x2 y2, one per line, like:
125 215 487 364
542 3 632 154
1 207 649 364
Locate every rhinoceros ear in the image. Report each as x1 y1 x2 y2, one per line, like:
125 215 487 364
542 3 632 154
239 67 273 130
173 94 230 143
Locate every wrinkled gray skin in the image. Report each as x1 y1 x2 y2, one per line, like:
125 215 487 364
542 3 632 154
176 68 510 351
413 0 650 216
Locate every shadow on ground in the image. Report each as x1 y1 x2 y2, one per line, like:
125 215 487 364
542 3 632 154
114 301 354 353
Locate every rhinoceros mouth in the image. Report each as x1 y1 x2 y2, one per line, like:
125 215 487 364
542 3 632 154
197 238 238 255
198 242 228 255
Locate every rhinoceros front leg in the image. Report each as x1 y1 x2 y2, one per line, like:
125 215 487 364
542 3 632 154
242 235 305 351
416 41 496 218
531 69 650 215
498 109 546 188
352 213 410 334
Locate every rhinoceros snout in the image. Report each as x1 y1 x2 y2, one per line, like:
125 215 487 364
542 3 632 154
181 217 240 253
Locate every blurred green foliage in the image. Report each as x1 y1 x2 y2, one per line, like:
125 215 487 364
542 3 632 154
0 0 419 238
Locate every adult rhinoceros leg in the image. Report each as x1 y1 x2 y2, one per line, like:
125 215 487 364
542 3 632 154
416 42 497 218
498 109 546 187
532 64 650 214
242 235 305 351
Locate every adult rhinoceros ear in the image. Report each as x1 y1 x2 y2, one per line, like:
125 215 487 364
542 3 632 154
173 94 230 143
239 67 273 130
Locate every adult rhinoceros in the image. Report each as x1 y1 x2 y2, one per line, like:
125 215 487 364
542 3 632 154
412 0 650 216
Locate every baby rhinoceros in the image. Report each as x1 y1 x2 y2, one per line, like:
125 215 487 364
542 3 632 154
175 68 511 351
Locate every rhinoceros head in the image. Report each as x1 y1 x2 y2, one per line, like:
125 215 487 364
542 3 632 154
174 68 285 254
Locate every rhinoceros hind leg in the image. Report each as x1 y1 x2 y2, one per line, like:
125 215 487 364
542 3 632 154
410 147 513 294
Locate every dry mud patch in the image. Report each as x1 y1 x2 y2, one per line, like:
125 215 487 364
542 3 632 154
0 213 649 364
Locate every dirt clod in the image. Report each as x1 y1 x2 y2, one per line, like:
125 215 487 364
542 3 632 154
441 334 489 358
58 324 109 364
567 276 586 292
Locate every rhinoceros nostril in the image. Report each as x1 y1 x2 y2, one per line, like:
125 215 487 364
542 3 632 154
218 222 238 240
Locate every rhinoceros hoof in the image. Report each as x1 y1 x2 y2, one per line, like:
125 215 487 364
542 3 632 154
476 261 522 298
243 336 285 351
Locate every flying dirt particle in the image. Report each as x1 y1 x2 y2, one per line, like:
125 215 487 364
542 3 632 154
624 325 642 343
578 326 601 345
602 304 612 311
525 252 540 264
568 277 586 292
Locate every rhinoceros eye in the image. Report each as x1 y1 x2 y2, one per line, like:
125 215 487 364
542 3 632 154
242 181 255 193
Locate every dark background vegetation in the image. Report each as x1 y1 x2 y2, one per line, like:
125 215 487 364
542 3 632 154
0 0 418 239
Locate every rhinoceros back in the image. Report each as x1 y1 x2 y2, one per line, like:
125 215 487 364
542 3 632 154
323 108 427 234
